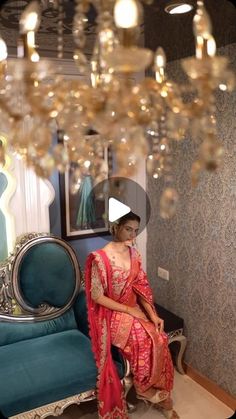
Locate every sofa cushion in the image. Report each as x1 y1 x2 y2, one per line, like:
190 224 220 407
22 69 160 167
0 308 77 346
19 242 76 307
0 330 96 417
0 330 125 417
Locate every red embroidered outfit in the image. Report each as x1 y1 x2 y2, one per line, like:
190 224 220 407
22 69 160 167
85 247 174 419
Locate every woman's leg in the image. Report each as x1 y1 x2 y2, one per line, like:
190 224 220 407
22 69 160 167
119 318 173 398
117 317 179 417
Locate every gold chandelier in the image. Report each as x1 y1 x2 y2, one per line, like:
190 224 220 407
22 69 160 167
0 0 235 219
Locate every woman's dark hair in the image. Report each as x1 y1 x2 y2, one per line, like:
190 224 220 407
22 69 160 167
117 211 140 226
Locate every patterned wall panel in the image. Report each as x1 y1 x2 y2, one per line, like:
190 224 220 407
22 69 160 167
147 43 236 396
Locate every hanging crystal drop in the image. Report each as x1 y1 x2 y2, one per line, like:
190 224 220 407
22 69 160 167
73 49 88 74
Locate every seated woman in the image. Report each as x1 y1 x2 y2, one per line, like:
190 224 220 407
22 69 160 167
85 212 179 419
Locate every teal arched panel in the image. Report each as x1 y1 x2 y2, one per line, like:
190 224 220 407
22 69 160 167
0 172 8 261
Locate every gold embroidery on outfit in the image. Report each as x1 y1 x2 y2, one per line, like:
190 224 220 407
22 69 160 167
91 262 105 300
99 406 128 419
100 319 108 370
93 252 108 289
111 312 133 349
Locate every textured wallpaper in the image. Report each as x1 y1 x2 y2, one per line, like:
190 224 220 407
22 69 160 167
147 43 236 396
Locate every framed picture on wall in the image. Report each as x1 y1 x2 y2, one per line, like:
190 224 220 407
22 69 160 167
59 134 112 240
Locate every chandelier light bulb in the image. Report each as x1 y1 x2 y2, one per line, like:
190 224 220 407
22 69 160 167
17 2 42 61
206 35 216 57
24 12 38 32
114 0 139 28
0 37 7 61
196 34 216 59
20 1 41 34
154 47 166 83
154 47 166 68
20 28 40 62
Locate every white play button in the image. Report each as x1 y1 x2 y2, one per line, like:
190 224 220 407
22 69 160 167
108 198 131 222
70 176 151 240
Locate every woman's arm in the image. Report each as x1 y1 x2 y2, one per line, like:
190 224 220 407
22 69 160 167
93 294 148 321
138 296 164 332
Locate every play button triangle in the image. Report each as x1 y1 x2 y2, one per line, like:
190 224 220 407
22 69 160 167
108 198 131 222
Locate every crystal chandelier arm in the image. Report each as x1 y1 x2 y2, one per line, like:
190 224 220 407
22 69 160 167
193 1 216 59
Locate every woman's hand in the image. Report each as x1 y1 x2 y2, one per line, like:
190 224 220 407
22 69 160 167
124 239 135 247
150 314 164 333
127 306 148 321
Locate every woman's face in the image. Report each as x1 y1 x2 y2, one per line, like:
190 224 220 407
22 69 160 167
114 220 140 243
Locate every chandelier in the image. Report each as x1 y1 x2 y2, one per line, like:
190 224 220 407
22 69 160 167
0 0 235 219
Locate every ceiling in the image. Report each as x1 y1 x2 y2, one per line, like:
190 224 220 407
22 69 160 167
0 0 236 62
144 0 236 62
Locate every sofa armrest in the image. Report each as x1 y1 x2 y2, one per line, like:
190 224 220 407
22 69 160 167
73 289 90 337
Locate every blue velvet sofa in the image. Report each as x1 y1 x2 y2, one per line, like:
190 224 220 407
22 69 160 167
0 233 128 419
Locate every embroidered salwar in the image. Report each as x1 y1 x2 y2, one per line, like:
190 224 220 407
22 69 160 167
85 247 174 419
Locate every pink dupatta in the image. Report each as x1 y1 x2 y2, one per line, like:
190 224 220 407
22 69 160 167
85 250 128 419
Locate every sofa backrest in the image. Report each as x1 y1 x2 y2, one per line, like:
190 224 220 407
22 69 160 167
0 308 77 346
0 233 81 323
18 242 76 308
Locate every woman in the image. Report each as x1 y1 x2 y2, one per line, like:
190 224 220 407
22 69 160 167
85 212 178 419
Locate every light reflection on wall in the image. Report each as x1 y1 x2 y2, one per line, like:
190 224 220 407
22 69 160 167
0 134 16 257
0 172 8 261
